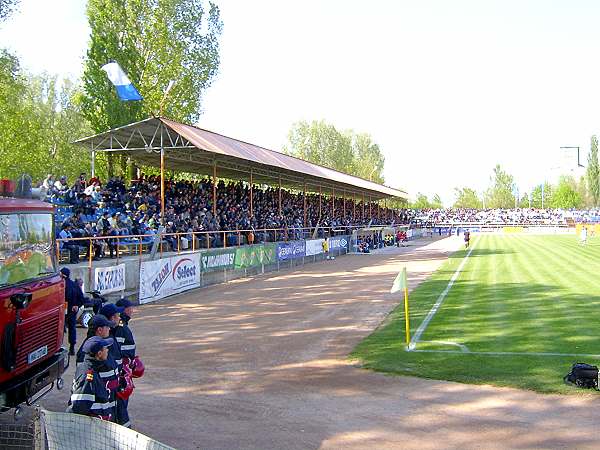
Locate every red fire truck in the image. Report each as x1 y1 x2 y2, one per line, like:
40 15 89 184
0 196 68 415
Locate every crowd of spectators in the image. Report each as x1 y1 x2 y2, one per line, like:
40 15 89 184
408 208 600 226
41 173 400 262
37 174 600 263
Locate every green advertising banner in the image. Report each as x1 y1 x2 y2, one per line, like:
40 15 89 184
234 243 277 269
201 248 236 272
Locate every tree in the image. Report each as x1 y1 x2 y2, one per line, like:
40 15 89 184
430 194 443 209
284 120 386 182
0 65 94 182
485 164 516 208
530 182 553 208
349 132 385 183
82 0 223 176
0 0 19 22
453 187 482 209
587 135 600 206
518 193 530 208
550 176 583 209
411 193 431 209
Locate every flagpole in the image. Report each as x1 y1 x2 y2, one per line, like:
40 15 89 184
404 286 410 347
391 267 411 349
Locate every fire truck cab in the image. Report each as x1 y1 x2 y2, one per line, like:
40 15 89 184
0 197 68 414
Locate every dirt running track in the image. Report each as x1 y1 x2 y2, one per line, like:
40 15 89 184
40 236 600 449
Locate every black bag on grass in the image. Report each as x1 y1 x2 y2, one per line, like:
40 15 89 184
564 363 599 389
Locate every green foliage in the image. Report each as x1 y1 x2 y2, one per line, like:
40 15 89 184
453 187 482 209
530 182 553 208
411 193 431 209
349 132 385 184
550 176 583 209
430 194 443 209
81 0 223 133
518 193 530 208
0 58 94 182
484 164 516 208
0 0 19 22
587 136 600 206
284 120 385 183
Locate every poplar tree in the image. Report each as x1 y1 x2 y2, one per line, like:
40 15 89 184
587 135 600 206
81 0 223 176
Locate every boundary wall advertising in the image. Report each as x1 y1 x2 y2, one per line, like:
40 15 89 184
66 237 351 304
135 237 350 304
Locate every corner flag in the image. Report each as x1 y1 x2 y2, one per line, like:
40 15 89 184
391 267 411 348
101 62 143 101
390 267 407 293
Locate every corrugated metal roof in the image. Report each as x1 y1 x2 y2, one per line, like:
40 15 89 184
160 118 406 198
73 117 407 199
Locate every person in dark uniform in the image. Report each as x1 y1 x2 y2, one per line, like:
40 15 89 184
114 298 140 428
61 267 84 355
464 230 471 248
99 303 131 428
67 336 116 421
115 298 137 360
76 314 120 420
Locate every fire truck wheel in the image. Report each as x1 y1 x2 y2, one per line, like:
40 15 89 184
80 311 93 329
57 377 65 390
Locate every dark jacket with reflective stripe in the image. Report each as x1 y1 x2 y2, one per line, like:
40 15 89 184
67 355 115 419
114 315 136 359
75 336 121 420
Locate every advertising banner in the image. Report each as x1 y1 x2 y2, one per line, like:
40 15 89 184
201 248 236 272
305 239 324 256
94 264 126 295
277 240 306 261
234 244 277 269
139 253 201 304
328 235 349 251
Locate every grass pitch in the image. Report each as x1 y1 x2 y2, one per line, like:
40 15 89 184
351 234 600 393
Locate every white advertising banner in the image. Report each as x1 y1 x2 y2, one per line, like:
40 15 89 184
305 239 325 256
94 264 126 295
139 253 201 304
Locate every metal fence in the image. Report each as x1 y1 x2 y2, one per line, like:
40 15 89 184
55 225 371 265
40 410 175 450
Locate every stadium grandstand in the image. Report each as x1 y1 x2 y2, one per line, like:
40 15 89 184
46 117 407 263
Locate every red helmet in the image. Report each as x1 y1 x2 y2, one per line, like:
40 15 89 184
131 356 145 378
117 375 134 400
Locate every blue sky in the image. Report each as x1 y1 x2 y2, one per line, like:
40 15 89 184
1 0 599 205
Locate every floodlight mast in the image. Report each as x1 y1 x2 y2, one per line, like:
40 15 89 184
560 146 584 168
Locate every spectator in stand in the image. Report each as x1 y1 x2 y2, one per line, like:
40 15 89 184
58 225 80 264
54 176 68 194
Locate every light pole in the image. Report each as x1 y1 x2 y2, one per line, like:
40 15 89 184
559 146 584 168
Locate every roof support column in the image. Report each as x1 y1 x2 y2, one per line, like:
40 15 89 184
332 187 335 221
90 141 96 178
303 182 307 228
212 161 217 216
249 170 253 219
319 185 322 219
160 126 165 225
362 193 365 222
343 190 346 220
278 176 282 216
353 192 356 222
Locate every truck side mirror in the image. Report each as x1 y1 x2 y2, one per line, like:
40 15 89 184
10 293 32 310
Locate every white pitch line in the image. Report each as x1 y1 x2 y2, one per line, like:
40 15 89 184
411 349 600 358
408 237 477 351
